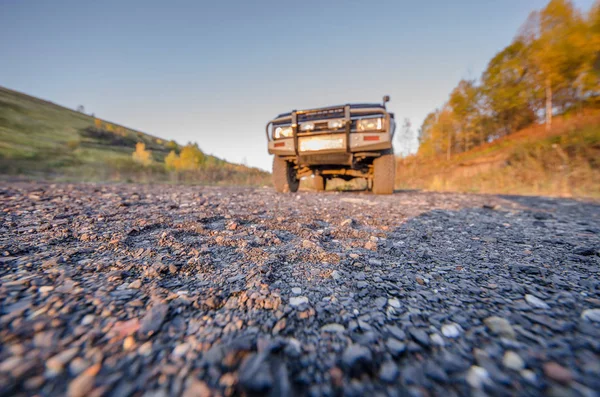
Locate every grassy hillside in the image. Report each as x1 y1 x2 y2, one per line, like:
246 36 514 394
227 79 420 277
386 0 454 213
396 111 600 199
0 86 270 185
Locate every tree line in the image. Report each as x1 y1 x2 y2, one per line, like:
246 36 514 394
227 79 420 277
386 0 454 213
418 0 600 159
132 141 243 171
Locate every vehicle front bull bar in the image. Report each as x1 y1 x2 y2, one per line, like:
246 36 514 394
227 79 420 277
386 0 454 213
292 111 299 156
344 105 351 153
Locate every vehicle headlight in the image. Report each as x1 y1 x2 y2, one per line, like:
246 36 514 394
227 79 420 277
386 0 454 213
356 117 383 131
299 122 315 131
274 126 293 139
328 119 344 129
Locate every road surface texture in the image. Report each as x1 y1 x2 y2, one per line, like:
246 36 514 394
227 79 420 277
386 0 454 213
1 182 599 397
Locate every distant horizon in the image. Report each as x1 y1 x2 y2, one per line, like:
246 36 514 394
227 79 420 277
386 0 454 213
1 0 595 171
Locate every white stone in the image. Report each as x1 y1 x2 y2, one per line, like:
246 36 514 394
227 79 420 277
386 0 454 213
430 333 445 346
521 369 537 383
581 309 600 322
289 296 309 307
341 218 354 227
525 294 549 309
503 351 525 371
291 287 302 295
484 316 515 339
138 341 153 356
388 298 401 309
172 343 189 358
321 323 345 333
46 347 79 373
466 366 490 389
441 323 462 338
128 279 142 289
287 338 301 355
302 240 317 249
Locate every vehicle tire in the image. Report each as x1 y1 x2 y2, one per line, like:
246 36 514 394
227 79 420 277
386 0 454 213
372 150 395 195
273 156 299 193
313 174 326 191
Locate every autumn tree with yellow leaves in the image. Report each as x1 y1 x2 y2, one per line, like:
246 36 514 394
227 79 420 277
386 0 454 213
417 0 600 158
132 142 152 166
521 0 592 129
164 143 206 171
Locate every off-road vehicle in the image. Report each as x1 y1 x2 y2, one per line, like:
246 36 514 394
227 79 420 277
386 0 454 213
266 96 396 194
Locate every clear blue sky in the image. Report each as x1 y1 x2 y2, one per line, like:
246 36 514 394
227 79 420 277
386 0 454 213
1 0 595 170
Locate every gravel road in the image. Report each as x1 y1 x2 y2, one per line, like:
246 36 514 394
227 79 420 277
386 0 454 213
1 183 599 397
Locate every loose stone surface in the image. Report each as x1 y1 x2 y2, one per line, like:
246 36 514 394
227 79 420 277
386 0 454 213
408 328 430 346
342 344 373 376
0 183 598 396
379 361 399 383
238 353 273 393
386 338 406 356
138 304 169 337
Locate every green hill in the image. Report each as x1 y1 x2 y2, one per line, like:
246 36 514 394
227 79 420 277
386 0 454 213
396 111 600 199
0 86 270 185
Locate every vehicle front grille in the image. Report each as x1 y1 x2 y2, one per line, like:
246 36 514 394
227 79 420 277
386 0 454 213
313 121 330 132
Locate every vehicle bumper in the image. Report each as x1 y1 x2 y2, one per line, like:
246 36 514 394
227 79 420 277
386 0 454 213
268 132 393 156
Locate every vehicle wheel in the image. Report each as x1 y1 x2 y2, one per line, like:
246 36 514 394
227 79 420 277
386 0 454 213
273 156 299 193
372 150 395 194
313 174 326 191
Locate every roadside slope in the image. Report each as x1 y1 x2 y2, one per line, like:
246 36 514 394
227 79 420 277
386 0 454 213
396 111 600 199
0 86 270 185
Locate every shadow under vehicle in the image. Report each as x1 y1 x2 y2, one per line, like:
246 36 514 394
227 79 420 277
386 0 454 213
266 96 396 194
